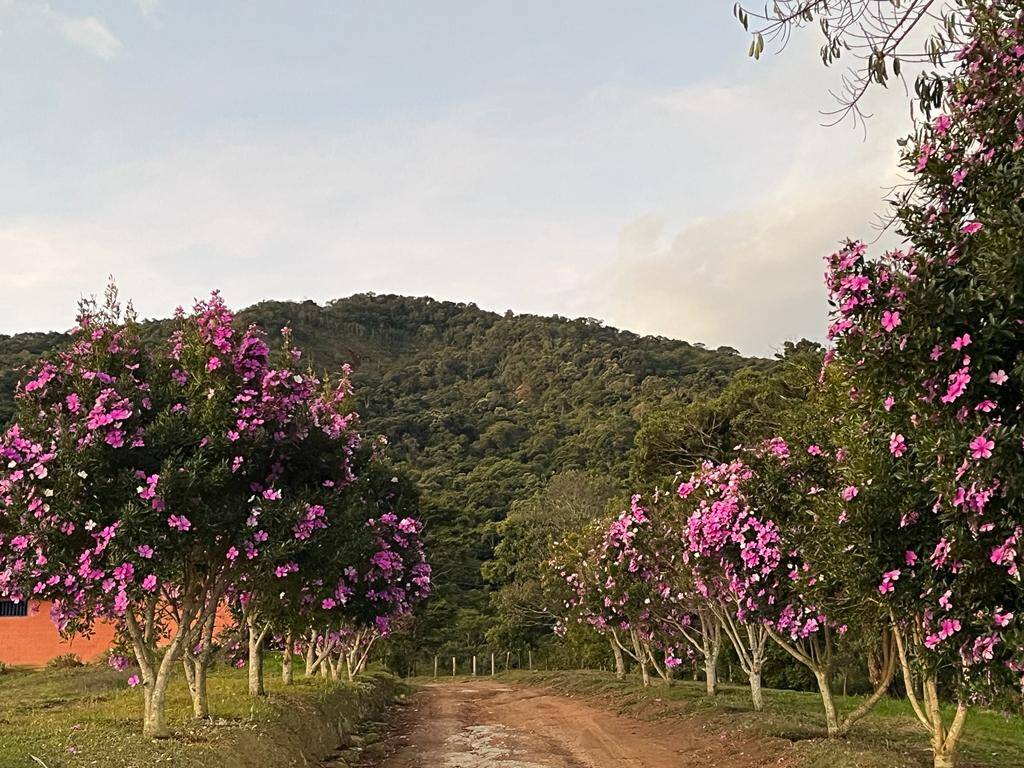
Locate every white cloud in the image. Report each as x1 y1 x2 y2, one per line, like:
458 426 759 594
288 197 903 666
0 2 122 59
54 13 121 58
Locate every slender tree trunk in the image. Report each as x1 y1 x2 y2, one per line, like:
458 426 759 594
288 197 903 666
892 620 969 768
814 669 839 737
282 632 294 686
704 654 718 696
143 678 172 739
127 598 197 739
304 630 317 677
609 636 625 680
748 666 764 712
701 625 721 696
246 612 268 696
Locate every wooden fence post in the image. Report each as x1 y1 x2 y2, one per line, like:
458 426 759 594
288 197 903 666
434 656 438 678
472 655 477 676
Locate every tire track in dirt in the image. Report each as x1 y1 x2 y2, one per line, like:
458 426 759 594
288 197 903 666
365 680 795 767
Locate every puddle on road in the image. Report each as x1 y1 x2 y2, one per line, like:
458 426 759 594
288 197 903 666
443 724 546 768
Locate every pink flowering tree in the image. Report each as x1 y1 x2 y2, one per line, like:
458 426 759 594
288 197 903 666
543 517 638 680
737 430 899 737
677 460 775 710
584 495 684 687
292 463 431 682
821 6 1024 764
0 289 364 736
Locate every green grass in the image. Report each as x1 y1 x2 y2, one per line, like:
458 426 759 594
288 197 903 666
0 655 399 768
503 670 1024 768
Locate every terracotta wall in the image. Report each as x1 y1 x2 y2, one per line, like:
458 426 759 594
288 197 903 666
0 600 237 667
0 601 117 666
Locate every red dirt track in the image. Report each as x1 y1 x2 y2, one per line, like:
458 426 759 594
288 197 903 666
372 679 793 767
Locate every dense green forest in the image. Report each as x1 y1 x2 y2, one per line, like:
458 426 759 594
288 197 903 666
0 293 769 656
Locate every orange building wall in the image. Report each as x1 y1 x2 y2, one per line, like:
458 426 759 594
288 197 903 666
0 601 117 667
0 600 237 667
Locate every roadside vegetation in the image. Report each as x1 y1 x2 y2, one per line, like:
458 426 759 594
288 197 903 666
0 657 400 768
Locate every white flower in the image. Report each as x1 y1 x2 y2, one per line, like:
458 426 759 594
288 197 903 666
77 470 88 479
84 520 97 531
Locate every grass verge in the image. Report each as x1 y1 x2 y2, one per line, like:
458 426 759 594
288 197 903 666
0 655 402 768
504 670 1023 768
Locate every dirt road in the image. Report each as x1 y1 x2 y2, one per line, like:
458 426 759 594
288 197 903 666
366 680 792 768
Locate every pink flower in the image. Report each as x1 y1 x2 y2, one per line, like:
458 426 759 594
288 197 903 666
951 333 972 351
905 550 918 566
167 514 191 532
889 433 907 457
841 485 858 502
141 574 158 592
941 368 971 404
878 569 901 594
989 369 1008 385
226 547 239 561
137 545 154 559
969 435 994 460
127 675 140 688
807 444 822 456
881 310 901 332
994 610 1014 628
961 220 983 235
883 395 895 412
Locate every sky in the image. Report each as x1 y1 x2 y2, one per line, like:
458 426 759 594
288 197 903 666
0 1 915 355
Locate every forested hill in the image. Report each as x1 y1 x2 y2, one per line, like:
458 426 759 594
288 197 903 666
0 293 767 651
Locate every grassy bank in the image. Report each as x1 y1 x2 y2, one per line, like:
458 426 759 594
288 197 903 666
0 656 402 768
505 670 1023 768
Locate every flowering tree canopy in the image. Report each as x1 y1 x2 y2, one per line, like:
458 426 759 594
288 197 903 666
0 288 378 736
819 4 1024 764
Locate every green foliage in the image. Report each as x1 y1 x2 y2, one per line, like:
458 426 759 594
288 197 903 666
46 653 84 670
632 340 820 484
483 470 622 648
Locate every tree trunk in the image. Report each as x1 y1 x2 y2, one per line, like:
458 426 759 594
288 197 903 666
247 613 267 696
748 666 764 712
282 635 294 686
814 669 839 738
304 631 317 677
127 599 196 739
704 654 718 696
702 627 721 696
142 684 171 739
609 637 625 680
